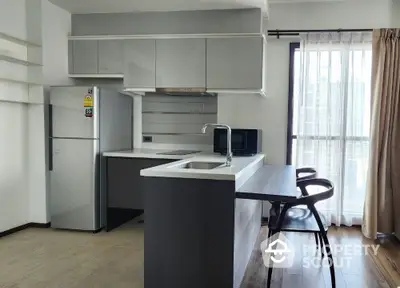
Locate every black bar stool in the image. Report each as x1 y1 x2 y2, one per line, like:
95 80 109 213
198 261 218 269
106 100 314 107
267 178 335 288
296 167 320 248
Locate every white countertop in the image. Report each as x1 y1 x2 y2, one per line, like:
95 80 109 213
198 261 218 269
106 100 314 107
104 149 265 185
140 153 265 185
102 149 204 160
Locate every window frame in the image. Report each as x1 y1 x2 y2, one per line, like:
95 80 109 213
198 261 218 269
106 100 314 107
286 42 300 165
286 42 370 165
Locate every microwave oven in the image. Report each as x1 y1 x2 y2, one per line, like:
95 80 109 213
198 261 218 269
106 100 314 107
213 128 262 156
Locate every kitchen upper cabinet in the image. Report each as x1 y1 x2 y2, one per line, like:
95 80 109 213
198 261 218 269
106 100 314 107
123 39 156 89
156 39 206 88
206 37 263 90
69 40 98 74
98 40 124 74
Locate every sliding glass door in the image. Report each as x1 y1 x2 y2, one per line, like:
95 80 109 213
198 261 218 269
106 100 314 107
287 39 372 226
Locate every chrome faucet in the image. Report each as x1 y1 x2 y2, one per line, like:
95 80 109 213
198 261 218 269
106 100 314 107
202 123 232 167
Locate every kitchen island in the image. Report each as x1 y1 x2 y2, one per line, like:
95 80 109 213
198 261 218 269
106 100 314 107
140 154 266 288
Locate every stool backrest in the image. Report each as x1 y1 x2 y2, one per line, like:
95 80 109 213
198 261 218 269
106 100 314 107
296 167 317 182
295 178 334 206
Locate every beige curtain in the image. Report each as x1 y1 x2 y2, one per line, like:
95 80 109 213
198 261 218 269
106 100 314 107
363 29 400 239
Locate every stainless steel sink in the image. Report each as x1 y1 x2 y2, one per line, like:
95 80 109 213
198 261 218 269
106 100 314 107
178 161 225 170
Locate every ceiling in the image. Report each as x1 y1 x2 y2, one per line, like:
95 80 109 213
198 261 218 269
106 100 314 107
49 0 268 14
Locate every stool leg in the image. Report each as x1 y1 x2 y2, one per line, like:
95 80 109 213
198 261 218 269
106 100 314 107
267 227 273 239
319 232 324 258
314 232 319 251
309 205 335 288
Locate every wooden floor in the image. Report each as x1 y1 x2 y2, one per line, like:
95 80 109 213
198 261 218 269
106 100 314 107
0 222 397 288
241 226 392 288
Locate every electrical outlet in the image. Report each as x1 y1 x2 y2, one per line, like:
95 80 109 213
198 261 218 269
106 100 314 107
143 136 153 143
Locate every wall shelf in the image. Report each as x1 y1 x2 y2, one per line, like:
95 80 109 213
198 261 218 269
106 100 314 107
0 32 41 47
0 78 42 85
0 55 42 66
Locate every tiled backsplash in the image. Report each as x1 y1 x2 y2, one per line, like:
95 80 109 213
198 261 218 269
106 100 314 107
142 93 217 145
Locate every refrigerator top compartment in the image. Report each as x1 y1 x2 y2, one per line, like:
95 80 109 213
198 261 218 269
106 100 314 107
50 86 99 139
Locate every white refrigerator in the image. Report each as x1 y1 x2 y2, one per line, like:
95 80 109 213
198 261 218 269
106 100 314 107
49 86 133 231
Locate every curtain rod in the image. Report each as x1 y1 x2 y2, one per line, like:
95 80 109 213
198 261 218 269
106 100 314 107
268 29 373 38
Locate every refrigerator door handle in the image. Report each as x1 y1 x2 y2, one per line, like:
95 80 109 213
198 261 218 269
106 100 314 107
49 104 53 171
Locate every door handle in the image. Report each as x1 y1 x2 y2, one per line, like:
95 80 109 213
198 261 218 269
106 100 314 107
49 104 53 171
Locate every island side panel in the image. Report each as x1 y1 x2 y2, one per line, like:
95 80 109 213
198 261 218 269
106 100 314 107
144 177 236 288
234 198 262 288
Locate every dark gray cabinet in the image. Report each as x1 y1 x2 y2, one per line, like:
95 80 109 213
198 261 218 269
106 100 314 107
107 157 175 210
123 39 156 89
206 37 264 89
155 39 206 88
98 40 124 74
69 40 98 74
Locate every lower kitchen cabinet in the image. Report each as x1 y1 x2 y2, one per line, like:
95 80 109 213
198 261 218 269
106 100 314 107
107 157 175 210
106 157 175 231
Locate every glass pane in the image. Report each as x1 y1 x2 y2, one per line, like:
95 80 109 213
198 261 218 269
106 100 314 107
294 50 345 137
291 138 297 165
293 50 300 136
289 42 371 224
346 49 372 138
295 139 342 181
342 140 369 213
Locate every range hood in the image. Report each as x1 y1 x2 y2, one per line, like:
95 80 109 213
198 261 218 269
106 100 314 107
123 87 217 97
155 88 216 97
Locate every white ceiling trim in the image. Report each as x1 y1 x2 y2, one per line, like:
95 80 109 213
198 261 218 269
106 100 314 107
68 33 264 41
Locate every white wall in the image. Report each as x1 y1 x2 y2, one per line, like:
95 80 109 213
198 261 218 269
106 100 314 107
0 0 30 232
393 0 400 27
34 0 72 223
268 0 392 30
0 0 71 228
42 0 73 87
0 0 26 39
0 103 29 232
24 0 48 224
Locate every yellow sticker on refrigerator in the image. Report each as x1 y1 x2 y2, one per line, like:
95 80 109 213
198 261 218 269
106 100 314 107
84 95 93 107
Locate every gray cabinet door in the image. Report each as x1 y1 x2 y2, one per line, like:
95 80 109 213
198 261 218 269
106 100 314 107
98 40 124 74
206 37 263 89
156 39 206 88
107 158 175 210
123 39 156 88
70 40 99 74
